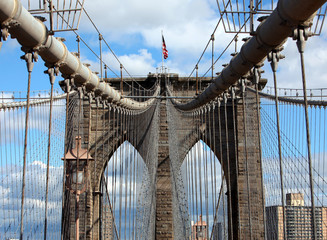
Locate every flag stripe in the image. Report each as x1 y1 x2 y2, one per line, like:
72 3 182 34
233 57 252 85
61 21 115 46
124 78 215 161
162 36 168 59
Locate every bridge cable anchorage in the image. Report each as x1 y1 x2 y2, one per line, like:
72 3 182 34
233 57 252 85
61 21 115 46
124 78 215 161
292 25 318 240
268 46 288 240
241 78 253 239
19 49 37 240
43 64 58 240
252 65 267 239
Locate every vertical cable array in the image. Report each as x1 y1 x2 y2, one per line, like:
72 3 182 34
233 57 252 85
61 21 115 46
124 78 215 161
0 91 69 239
100 100 159 240
167 97 229 240
259 87 327 239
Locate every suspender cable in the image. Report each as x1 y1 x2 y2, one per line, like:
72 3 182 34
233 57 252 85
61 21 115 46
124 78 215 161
191 112 196 237
112 107 117 214
294 26 317 240
124 111 128 240
195 111 199 225
119 108 123 239
204 107 210 239
208 104 216 230
211 101 218 218
128 111 132 240
44 66 56 240
217 98 227 238
198 111 203 225
268 49 287 239
20 51 35 240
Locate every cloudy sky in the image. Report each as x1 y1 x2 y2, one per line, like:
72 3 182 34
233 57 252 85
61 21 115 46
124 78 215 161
1 0 326 95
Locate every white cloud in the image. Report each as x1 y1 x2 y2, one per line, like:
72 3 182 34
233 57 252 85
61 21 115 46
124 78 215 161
0 160 63 238
82 0 215 34
74 0 228 77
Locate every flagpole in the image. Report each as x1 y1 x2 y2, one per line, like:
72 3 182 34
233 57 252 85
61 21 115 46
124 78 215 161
161 30 164 73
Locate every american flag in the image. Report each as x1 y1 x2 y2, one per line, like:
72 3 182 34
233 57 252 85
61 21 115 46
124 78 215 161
162 36 168 59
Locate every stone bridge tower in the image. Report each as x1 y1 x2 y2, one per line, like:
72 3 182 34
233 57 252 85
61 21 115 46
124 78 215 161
62 73 265 240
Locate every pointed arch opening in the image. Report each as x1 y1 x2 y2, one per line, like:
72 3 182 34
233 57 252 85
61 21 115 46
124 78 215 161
100 140 153 240
180 140 228 240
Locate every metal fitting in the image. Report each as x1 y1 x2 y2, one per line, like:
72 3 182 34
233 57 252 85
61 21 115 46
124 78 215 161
88 92 94 102
44 65 59 85
223 93 228 104
77 86 85 100
0 27 9 45
231 87 236 99
20 50 38 73
241 79 246 93
292 26 312 53
95 97 101 108
217 98 221 108
268 48 285 73
252 66 264 85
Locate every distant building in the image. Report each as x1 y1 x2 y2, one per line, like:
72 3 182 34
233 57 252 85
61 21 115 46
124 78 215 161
266 193 327 239
191 215 208 240
102 204 113 239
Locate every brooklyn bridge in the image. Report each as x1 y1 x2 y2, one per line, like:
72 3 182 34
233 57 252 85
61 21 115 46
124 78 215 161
1 0 327 239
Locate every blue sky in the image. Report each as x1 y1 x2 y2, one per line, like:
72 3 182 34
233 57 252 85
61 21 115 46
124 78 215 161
1 0 326 95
